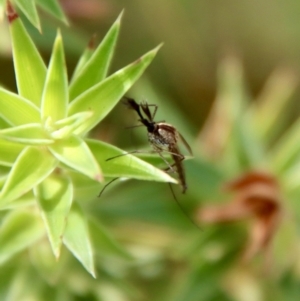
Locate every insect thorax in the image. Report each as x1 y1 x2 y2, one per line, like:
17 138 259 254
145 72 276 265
147 123 178 150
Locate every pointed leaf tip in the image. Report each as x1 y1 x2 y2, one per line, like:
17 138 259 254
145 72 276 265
63 204 95 277
69 44 162 134
35 0 68 25
69 12 123 100
6 0 18 23
155 43 164 52
56 28 63 40
14 0 41 32
41 29 68 122
94 174 103 182
116 9 124 23
36 174 72 259
133 43 163 65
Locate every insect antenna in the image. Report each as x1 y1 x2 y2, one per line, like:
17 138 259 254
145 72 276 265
168 183 201 230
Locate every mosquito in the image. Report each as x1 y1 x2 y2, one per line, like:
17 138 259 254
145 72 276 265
100 97 199 228
107 97 193 193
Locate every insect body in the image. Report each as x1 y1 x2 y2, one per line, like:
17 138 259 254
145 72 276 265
124 98 192 193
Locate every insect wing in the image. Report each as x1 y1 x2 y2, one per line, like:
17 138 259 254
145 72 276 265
123 97 140 111
123 97 145 120
178 132 193 156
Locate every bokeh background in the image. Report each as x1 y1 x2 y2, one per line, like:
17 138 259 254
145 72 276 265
2 0 300 300
2 0 300 126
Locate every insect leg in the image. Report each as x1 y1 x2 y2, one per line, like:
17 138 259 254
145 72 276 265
168 183 202 229
106 150 152 161
145 104 158 120
98 177 119 197
156 151 177 173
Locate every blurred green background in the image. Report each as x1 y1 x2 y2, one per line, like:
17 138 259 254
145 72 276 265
2 0 300 126
2 0 300 300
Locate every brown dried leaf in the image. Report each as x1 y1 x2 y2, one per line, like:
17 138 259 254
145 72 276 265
197 171 282 262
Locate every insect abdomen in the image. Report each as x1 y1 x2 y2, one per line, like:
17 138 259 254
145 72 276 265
170 145 187 193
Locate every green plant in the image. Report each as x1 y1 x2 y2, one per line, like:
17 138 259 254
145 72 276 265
2 1 300 301
0 2 175 280
0 0 67 30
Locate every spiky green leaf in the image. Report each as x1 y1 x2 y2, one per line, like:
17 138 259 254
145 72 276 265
63 204 95 277
70 35 96 83
41 31 68 122
0 146 58 207
69 11 123 100
35 174 73 258
68 45 162 135
0 88 40 126
8 5 46 106
14 0 40 31
87 139 177 183
35 0 67 24
0 123 53 145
